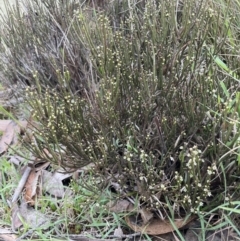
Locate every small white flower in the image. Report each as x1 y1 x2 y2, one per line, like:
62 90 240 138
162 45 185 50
160 184 166 190
192 150 198 156
207 170 212 175
212 164 217 171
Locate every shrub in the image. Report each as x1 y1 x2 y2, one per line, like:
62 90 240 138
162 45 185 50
1 0 240 219
0 0 95 96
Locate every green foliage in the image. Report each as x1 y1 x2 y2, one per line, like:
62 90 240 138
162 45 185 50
0 0 240 224
0 157 19 224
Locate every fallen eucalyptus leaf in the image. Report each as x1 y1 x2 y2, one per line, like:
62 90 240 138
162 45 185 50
126 209 196 235
42 170 65 198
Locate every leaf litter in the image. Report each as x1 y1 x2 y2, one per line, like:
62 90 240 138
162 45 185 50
0 119 74 240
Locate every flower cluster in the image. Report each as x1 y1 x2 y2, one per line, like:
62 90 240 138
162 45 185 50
171 144 219 213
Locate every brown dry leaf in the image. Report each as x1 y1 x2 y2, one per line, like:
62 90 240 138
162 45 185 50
126 214 196 235
13 121 28 145
0 120 13 131
19 202 50 229
0 120 28 154
52 170 72 181
0 227 16 233
0 233 17 241
0 121 15 154
113 226 124 237
139 207 154 224
24 161 51 205
12 124 21 145
11 202 23 231
42 170 65 198
24 169 42 206
0 120 27 133
12 202 50 231
107 199 131 213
